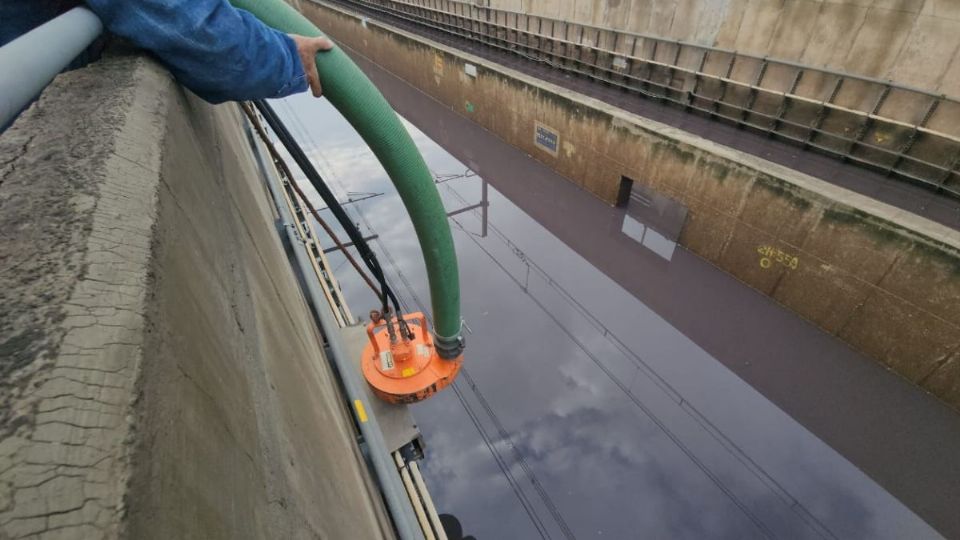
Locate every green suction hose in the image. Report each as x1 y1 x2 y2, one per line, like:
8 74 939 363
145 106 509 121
231 0 463 357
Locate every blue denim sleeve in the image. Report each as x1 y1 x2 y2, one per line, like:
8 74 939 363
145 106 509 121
85 0 308 103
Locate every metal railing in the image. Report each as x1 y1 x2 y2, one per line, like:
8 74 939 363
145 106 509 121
0 7 102 127
324 0 960 197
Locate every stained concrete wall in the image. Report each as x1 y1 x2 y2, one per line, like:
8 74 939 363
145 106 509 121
342 0 960 189
0 51 392 539
304 0 960 409
485 0 960 96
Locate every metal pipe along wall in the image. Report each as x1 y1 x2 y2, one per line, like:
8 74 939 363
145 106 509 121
0 7 102 127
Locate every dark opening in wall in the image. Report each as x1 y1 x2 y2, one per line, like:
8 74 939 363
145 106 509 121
616 176 634 207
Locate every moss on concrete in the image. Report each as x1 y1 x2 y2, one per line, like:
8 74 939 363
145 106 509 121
755 174 814 211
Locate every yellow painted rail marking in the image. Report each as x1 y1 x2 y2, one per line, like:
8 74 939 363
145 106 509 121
354 400 368 423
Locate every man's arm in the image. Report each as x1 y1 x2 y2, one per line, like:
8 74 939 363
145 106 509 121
86 0 328 103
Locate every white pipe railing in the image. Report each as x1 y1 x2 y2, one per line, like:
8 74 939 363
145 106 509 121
0 7 103 127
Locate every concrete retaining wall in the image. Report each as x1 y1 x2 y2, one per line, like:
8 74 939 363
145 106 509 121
486 0 960 96
0 51 392 539
304 0 960 409
328 0 960 191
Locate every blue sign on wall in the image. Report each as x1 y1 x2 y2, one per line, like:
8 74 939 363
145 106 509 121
534 122 559 156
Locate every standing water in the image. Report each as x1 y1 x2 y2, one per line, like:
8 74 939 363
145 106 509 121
271 88 945 539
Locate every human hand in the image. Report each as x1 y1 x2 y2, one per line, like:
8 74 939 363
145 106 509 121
289 34 335 97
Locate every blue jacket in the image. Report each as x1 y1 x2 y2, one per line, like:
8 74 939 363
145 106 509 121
0 0 308 103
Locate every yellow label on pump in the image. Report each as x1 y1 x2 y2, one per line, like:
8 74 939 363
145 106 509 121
401 367 416 378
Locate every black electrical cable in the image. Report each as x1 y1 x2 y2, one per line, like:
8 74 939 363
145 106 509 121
254 100 390 307
239 101 383 298
254 100 412 337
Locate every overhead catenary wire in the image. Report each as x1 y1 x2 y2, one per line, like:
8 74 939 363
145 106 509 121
433 169 476 183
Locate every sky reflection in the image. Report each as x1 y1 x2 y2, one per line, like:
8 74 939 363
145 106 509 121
271 93 942 540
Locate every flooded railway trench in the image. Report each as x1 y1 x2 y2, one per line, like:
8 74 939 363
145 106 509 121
272 59 958 538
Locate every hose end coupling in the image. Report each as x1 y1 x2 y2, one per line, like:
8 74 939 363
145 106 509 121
433 332 465 361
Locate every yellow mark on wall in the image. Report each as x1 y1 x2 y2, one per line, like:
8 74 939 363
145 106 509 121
353 399 369 423
757 245 799 270
433 53 444 77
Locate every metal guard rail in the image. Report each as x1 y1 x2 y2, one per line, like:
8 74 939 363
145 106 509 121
324 0 960 197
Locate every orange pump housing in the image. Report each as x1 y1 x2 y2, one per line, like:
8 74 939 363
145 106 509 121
361 312 463 404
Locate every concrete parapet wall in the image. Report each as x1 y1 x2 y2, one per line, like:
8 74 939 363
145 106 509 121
0 51 391 539
305 0 960 409
485 0 960 97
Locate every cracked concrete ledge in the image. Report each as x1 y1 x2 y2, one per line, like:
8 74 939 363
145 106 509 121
0 50 394 539
0 53 171 539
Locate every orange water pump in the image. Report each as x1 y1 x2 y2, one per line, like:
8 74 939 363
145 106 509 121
361 310 463 404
